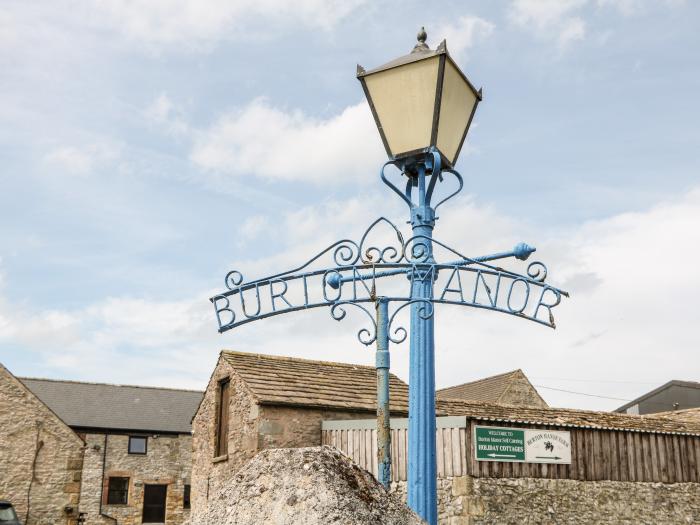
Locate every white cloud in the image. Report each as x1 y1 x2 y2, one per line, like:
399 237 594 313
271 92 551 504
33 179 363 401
597 0 686 16
190 98 385 184
92 0 366 49
508 0 688 48
45 147 93 175
240 215 271 241
44 144 119 176
508 0 588 48
145 93 189 136
435 16 495 61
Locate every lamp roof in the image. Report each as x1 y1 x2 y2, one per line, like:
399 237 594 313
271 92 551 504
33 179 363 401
356 29 482 102
357 28 447 78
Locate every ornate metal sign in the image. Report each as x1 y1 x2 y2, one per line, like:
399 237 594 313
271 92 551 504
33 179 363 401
211 216 567 342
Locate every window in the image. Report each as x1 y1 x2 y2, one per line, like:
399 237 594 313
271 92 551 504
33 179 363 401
183 484 191 509
215 378 230 457
107 477 129 505
128 435 147 454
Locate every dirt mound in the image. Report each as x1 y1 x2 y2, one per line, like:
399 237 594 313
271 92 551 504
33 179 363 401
203 445 424 524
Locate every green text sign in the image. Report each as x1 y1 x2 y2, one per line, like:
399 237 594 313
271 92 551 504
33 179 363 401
474 426 525 461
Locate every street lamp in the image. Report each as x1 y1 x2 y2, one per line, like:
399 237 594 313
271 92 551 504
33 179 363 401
357 27 481 169
358 28 482 524
211 26 568 525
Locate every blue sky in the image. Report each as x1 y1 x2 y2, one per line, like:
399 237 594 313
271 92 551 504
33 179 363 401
1 0 699 410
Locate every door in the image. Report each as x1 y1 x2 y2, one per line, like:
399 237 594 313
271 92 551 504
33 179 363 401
142 484 167 523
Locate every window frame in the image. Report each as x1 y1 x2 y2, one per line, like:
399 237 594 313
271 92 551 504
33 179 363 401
107 476 130 505
128 435 148 455
215 377 230 457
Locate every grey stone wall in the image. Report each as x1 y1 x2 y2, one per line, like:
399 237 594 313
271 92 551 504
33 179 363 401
191 358 259 524
498 373 548 408
78 432 192 525
257 405 376 450
392 476 700 524
0 364 85 525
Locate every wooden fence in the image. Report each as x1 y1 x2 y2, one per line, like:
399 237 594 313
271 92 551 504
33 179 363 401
321 416 700 483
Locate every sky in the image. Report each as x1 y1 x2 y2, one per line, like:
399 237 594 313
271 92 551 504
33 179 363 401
1 0 699 411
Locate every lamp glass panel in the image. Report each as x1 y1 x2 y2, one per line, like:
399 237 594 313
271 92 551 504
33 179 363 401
436 59 478 165
364 56 439 157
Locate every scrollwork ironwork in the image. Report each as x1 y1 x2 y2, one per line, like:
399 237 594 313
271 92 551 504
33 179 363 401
225 270 244 290
527 261 548 282
359 216 405 264
330 301 377 346
387 300 435 344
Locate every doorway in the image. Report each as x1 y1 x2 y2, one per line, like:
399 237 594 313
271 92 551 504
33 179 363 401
142 484 167 523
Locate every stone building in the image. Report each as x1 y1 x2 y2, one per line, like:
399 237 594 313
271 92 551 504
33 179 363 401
437 369 547 408
0 363 85 525
20 377 202 525
0 364 203 525
190 350 410 523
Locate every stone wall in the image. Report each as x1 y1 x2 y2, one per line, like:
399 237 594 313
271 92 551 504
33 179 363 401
391 476 700 524
0 364 85 525
191 357 259 523
498 372 547 408
257 405 375 450
78 432 192 525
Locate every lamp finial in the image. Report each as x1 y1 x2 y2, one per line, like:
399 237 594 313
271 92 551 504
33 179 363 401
412 27 429 53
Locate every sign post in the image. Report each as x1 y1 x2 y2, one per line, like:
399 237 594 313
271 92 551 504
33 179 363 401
210 32 570 523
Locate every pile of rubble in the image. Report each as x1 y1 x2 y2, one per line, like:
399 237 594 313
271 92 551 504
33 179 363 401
204 446 424 524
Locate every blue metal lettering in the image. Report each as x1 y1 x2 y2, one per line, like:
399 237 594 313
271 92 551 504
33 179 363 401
439 266 464 301
506 278 530 313
302 274 310 307
239 283 262 318
533 286 563 326
473 270 501 308
213 295 234 330
269 279 293 312
323 270 343 302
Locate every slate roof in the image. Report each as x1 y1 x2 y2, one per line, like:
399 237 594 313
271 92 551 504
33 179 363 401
437 399 700 436
20 377 203 434
221 350 410 414
437 369 545 406
615 379 700 412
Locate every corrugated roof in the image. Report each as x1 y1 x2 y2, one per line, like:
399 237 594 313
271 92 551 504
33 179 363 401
20 377 203 434
437 370 521 403
222 350 409 414
436 399 700 436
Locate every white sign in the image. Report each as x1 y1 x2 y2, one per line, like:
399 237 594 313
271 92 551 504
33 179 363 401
524 429 571 464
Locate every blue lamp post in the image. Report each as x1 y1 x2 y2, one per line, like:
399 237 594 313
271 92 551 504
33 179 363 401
211 27 568 525
357 28 481 524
